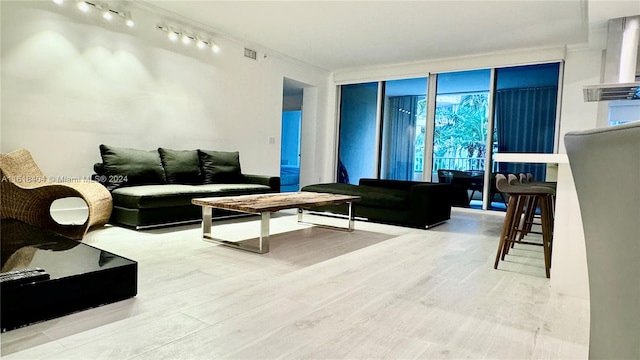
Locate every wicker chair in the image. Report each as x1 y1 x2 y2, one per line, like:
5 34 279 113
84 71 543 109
0 149 112 240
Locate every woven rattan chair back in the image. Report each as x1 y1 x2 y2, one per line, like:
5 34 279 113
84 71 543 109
0 149 112 239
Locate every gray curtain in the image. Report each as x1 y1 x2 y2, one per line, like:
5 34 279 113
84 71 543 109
495 86 557 180
385 96 418 180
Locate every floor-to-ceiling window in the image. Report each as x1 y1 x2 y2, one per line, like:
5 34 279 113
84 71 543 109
337 82 379 184
431 70 491 208
380 78 427 181
493 63 560 191
432 70 491 175
335 62 562 211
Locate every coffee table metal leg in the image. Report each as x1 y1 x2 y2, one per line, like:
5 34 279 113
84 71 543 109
201 207 271 254
202 206 212 236
297 201 355 232
258 212 270 253
347 201 354 231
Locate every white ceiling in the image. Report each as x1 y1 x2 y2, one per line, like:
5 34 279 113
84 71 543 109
144 1 640 71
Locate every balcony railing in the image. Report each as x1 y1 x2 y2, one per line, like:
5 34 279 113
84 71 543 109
433 157 485 172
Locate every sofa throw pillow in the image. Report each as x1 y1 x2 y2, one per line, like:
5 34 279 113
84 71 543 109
198 150 243 184
158 148 202 184
99 144 166 189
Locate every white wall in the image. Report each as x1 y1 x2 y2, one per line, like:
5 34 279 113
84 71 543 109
557 28 608 153
0 1 333 211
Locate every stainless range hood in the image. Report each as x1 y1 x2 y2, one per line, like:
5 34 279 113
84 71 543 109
583 15 640 102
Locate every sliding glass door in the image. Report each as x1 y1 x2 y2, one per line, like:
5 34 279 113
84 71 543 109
493 63 561 187
337 82 379 184
432 70 491 208
380 78 427 181
432 70 491 173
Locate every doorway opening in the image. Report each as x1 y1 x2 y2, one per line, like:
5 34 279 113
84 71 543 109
281 78 305 192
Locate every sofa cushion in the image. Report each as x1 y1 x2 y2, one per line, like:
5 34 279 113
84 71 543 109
158 148 202 184
194 183 271 195
99 144 165 190
360 178 423 192
93 162 105 175
198 150 243 184
110 205 202 228
301 183 409 210
112 183 271 209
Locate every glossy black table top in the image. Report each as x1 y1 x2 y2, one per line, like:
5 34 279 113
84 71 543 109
1 219 135 279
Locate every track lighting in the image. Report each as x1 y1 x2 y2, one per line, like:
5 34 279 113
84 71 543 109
53 0 134 28
157 24 221 55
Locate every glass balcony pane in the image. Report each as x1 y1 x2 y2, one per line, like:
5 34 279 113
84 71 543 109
432 69 491 209
493 63 560 183
337 82 379 184
380 77 427 181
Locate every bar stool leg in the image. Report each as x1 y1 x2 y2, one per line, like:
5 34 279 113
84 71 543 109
539 195 552 278
495 194 518 269
544 194 555 262
523 196 538 236
505 194 526 255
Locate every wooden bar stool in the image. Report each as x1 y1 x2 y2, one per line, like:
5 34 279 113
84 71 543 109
494 174 555 278
517 173 557 241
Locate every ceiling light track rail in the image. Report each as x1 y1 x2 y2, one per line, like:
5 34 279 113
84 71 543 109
156 24 220 54
50 0 221 55
52 0 134 27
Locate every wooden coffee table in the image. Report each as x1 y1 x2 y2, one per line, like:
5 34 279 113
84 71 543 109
192 192 360 254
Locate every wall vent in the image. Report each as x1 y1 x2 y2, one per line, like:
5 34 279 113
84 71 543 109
244 48 257 60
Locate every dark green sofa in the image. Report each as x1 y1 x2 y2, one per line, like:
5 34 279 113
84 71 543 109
93 145 279 229
301 178 452 229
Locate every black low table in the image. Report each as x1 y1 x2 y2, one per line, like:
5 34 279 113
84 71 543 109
1 220 137 332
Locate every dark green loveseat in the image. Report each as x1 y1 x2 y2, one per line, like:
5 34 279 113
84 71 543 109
301 178 452 229
94 145 279 229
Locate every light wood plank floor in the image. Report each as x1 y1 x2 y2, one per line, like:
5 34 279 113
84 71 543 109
1 209 589 359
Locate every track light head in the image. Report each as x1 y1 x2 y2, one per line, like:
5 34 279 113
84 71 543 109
77 1 90 12
59 1 133 28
